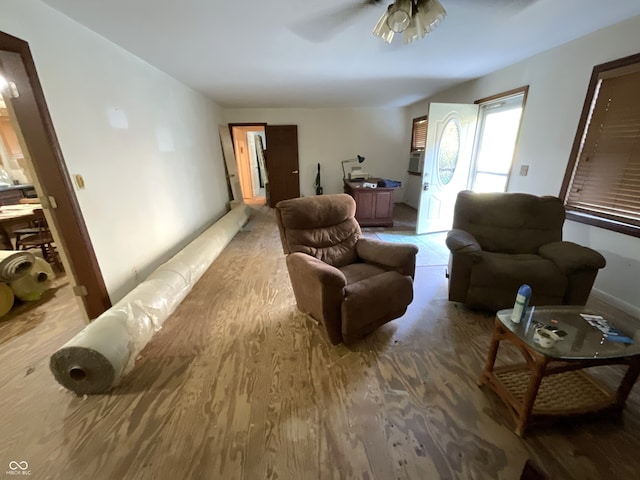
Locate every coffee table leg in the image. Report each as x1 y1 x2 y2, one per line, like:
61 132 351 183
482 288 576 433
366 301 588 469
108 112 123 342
616 356 640 408
478 321 502 387
515 355 548 436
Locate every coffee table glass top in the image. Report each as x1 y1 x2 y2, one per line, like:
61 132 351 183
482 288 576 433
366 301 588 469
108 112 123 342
496 306 640 360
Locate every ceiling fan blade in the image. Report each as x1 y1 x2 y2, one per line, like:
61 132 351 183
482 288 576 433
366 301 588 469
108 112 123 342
449 0 540 14
290 0 383 43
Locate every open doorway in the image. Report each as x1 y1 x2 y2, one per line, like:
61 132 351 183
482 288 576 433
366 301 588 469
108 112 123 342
230 124 267 205
0 31 110 321
415 87 528 234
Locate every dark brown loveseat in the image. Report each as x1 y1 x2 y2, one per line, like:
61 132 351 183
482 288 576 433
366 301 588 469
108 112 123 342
275 194 418 344
446 190 606 311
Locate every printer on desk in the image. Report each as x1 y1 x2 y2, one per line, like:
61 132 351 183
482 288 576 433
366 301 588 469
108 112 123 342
348 167 370 180
342 155 369 180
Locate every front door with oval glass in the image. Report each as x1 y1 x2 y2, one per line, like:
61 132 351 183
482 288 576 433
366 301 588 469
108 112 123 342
416 103 479 234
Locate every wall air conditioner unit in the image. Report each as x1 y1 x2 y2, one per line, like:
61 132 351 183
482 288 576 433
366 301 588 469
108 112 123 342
408 150 425 174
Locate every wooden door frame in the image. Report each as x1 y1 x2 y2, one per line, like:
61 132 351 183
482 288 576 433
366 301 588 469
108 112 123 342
0 31 110 319
230 125 265 200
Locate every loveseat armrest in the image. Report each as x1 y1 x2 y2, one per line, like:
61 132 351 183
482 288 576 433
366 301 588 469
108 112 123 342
538 241 606 274
355 238 418 278
446 229 482 255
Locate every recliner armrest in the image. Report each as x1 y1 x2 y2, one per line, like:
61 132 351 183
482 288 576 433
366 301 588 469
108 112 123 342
355 238 418 274
446 229 482 255
287 252 347 289
538 241 606 274
286 252 346 344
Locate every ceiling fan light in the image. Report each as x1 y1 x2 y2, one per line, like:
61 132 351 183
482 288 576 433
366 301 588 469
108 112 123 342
386 0 413 33
404 16 428 44
416 0 447 34
403 18 420 44
372 8 395 43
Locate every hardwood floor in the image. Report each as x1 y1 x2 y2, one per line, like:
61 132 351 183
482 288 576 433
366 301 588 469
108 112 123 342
1 205 639 479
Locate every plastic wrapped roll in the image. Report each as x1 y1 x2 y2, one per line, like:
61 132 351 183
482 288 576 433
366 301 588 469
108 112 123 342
0 250 35 282
49 314 131 394
50 203 250 394
9 257 55 301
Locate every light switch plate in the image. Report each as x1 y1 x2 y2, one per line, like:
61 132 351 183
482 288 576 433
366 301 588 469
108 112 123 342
519 165 529 176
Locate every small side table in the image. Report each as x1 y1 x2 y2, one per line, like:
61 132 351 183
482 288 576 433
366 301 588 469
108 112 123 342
478 306 640 436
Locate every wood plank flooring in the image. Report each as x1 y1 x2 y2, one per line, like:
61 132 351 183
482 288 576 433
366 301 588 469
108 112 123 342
1 205 639 479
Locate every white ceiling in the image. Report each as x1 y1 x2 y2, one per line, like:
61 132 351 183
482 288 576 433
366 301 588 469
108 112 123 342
42 0 640 108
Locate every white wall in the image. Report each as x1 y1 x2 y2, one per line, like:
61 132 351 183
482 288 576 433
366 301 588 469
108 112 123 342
0 1 230 303
224 108 411 201
407 14 640 314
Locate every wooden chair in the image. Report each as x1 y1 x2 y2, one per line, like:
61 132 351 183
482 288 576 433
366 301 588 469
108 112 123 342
17 209 63 271
13 198 45 249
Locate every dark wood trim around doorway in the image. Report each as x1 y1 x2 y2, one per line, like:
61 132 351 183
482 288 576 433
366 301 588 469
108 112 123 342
0 31 111 319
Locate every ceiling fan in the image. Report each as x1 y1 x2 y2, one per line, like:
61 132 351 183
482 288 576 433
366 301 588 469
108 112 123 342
291 0 536 45
371 0 446 44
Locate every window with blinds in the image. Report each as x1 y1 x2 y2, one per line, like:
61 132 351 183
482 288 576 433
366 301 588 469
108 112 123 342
411 116 428 151
561 53 640 237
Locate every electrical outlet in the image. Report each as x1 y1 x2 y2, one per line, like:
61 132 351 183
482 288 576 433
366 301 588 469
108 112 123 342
519 165 529 176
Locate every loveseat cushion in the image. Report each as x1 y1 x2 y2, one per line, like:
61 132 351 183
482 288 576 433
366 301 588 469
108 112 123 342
452 191 564 254
467 252 567 310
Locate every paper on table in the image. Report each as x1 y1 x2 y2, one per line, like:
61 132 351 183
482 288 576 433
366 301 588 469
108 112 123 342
580 313 633 344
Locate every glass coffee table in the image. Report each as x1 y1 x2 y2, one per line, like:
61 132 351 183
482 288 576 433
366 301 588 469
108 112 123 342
478 306 640 436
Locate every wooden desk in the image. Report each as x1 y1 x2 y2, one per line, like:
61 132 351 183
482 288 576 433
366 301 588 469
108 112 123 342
343 178 397 227
0 204 40 249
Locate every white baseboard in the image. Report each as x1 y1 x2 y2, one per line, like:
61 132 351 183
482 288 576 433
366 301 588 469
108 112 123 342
591 288 640 318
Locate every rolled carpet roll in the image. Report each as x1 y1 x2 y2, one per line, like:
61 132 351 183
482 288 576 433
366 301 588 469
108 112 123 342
50 202 250 394
0 250 36 282
0 282 15 318
49 314 131 395
10 257 55 301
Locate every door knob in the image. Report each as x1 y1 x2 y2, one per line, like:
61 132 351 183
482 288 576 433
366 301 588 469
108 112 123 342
292 170 299 174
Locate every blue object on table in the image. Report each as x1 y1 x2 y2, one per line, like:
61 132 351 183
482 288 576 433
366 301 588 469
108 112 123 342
377 179 402 188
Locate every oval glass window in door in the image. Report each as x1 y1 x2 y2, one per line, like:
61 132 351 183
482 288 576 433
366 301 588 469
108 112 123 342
437 120 460 185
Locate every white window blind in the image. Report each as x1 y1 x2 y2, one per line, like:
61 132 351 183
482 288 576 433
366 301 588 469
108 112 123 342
565 68 640 228
411 116 428 151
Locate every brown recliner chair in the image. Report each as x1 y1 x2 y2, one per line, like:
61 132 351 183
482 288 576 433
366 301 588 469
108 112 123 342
446 190 606 311
275 194 418 345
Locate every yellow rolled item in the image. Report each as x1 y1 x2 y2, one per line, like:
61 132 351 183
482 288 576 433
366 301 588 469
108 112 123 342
0 282 15 317
10 257 55 301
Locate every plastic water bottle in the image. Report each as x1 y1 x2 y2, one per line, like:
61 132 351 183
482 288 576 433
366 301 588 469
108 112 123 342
511 284 532 323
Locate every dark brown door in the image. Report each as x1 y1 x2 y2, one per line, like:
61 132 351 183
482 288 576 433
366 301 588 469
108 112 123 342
264 125 300 206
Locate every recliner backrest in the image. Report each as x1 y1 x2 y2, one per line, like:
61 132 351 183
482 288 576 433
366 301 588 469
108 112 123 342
452 191 565 254
275 194 362 267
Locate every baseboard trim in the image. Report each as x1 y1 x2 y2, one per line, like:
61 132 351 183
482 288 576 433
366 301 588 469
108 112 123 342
591 288 640 318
